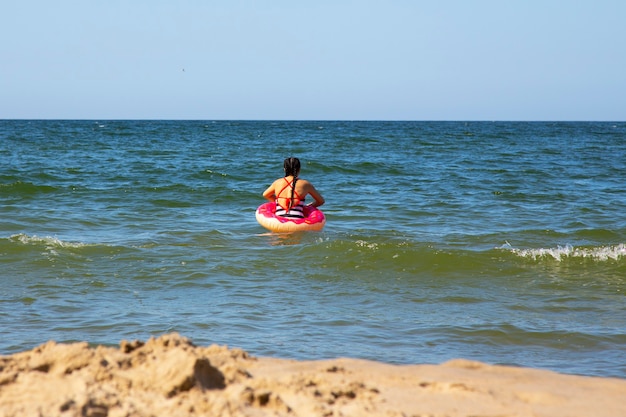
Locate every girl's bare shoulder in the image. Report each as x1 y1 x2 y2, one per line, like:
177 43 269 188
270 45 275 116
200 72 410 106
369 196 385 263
271 177 285 186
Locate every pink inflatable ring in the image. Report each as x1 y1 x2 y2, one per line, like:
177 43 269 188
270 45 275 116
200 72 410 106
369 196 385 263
255 202 326 232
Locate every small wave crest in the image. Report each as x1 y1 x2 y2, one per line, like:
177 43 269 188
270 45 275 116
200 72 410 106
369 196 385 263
0 181 58 196
502 242 626 261
4 234 138 261
8 234 89 255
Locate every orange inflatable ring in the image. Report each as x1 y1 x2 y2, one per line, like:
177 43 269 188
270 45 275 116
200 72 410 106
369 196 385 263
255 202 326 232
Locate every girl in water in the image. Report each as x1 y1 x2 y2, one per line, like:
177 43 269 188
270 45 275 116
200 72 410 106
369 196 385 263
262 157 325 218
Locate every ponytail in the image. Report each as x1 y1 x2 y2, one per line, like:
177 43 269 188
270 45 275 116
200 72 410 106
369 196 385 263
283 157 301 211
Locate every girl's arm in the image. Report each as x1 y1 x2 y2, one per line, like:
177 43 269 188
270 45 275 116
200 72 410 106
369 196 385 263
263 182 276 201
306 183 325 207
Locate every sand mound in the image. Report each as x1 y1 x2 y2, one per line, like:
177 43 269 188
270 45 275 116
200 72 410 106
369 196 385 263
0 333 624 416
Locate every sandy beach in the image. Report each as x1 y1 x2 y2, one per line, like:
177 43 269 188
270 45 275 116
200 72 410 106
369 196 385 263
0 333 624 417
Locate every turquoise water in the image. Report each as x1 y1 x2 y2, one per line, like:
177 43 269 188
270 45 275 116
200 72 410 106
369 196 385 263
1 120 625 378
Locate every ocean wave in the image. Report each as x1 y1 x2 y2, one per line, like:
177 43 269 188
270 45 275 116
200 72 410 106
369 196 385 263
9 233 88 249
295 236 626 282
502 242 626 262
3 233 133 258
0 181 59 196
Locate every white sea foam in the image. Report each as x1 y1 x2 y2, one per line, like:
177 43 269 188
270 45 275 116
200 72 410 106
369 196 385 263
10 234 88 254
355 240 379 250
503 242 626 261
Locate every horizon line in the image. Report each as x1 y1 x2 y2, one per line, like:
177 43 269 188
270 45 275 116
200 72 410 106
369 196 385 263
2 118 625 123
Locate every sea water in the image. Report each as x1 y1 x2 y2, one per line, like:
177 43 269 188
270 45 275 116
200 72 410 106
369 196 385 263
1 120 624 378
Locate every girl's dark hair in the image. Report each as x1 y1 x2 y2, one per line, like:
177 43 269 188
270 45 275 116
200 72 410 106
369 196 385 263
283 157 300 177
283 157 301 211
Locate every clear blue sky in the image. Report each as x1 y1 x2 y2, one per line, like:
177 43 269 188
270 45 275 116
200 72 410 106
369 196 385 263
2 1 625 120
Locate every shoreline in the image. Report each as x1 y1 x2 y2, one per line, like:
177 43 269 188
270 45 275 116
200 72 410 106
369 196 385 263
1 333 624 416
